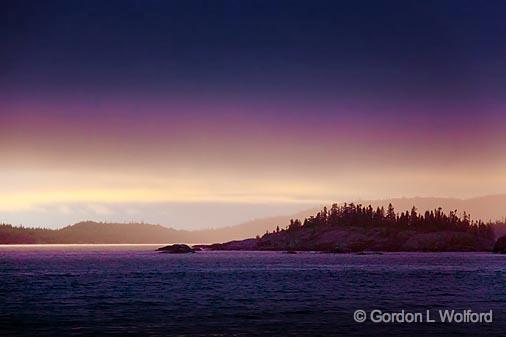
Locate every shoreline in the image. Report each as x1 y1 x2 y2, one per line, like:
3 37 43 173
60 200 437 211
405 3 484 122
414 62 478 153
0 243 502 254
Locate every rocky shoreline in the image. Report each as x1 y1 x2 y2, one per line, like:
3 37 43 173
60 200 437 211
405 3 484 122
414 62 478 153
159 230 506 254
197 226 496 252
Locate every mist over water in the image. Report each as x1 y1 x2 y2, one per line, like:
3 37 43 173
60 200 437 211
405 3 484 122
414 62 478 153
0 246 505 337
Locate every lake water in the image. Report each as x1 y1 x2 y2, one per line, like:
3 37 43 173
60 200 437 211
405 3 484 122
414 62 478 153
0 245 505 337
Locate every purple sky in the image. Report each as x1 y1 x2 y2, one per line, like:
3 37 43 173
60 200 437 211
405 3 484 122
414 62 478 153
1 0 506 228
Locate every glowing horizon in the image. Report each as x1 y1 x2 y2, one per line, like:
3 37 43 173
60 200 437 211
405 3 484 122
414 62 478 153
2 97 505 225
1 1 506 228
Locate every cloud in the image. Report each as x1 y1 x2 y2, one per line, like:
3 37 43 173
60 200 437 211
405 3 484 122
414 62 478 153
87 204 112 215
58 205 72 214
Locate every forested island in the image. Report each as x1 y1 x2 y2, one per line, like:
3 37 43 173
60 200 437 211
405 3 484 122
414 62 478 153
204 203 502 252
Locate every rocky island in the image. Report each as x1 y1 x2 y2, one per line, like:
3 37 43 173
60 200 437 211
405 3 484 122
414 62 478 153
157 244 197 253
202 203 499 252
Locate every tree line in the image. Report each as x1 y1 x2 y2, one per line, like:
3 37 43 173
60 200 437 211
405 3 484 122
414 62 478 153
271 203 496 240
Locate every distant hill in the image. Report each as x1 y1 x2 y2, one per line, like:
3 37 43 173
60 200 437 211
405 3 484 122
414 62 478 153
189 208 314 242
0 221 194 244
1 195 505 244
0 217 314 244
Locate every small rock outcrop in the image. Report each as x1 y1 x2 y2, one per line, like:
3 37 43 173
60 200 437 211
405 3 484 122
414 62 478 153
157 244 196 254
493 235 506 253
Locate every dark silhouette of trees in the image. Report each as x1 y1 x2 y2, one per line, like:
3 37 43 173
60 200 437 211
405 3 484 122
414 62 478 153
280 203 496 240
288 219 302 231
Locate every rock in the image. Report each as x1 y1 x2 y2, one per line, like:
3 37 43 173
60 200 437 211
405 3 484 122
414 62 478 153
284 250 297 254
157 244 195 254
493 235 506 253
202 238 258 251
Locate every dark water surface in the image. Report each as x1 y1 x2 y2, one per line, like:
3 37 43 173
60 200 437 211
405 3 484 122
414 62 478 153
0 245 505 337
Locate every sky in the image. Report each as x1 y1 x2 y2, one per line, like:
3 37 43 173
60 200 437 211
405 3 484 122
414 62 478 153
1 0 506 228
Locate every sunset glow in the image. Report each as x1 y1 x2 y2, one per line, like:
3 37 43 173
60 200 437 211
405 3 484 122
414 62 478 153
2 0 506 228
